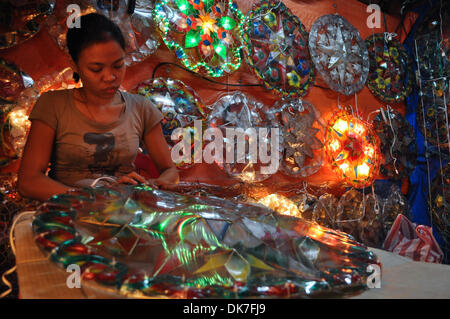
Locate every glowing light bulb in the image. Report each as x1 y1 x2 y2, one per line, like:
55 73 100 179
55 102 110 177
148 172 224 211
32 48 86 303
257 194 301 218
354 123 365 135
9 109 29 127
358 162 370 176
339 162 349 172
333 118 348 133
329 139 340 152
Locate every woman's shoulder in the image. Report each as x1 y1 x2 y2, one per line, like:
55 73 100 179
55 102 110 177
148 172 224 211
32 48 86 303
121 91 149 105
37 88 73 103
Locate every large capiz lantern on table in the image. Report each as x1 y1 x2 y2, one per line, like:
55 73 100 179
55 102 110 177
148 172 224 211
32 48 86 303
32 184 381 298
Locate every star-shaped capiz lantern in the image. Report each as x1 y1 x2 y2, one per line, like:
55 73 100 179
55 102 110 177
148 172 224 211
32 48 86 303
244 0 315 97
309 14 369 96
325 110 381 188
154 0 245 77
365 33 414 103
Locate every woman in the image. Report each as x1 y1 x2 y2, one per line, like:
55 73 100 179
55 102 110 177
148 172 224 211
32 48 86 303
18 13 179 201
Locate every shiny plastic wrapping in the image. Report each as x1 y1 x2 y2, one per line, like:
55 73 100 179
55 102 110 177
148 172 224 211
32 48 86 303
32 184 381 298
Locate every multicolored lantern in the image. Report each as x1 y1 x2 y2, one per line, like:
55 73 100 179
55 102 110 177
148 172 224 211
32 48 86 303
243 0 315 97
325 110 380 188
365 33 414 103
309 14 369 96
135 78 207 169
154 0 245 77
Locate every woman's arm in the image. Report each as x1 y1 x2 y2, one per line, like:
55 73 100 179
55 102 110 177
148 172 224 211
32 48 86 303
18 120 73 201
143 123 179 189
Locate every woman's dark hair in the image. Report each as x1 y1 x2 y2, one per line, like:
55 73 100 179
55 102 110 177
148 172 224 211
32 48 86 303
66 13 126 63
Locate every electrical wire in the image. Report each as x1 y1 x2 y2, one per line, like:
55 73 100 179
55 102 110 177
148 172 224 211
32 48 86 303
151 62 263 87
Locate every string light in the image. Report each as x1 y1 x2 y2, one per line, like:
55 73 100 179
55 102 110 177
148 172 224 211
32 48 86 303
154 0 245 77
257 194 302 218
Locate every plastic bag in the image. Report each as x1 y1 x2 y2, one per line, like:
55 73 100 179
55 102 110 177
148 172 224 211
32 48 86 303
383 214 444 263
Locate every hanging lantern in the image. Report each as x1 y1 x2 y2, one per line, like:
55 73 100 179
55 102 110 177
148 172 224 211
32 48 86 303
365 33 414 103
325 110 380 188
154 0 245 77
243 0 315 97
308 14 369 96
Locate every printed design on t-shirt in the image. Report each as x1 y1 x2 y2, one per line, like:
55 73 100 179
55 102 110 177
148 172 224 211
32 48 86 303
83 132 120 176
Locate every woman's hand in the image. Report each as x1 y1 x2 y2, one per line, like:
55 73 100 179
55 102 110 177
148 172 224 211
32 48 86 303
117 171 148 185
147 167 179 190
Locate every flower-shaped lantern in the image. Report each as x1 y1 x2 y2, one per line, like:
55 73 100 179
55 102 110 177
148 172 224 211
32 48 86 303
154 0 245 77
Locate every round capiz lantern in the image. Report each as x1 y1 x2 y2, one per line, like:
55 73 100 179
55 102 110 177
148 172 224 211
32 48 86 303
264 99 324 177
154 0 245 77
206 92 281 183
244 0 315 97
309 14 369 96
325 110 380 188
365 33 413 103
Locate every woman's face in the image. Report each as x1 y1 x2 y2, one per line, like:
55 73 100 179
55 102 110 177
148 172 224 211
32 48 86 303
75 40 126 99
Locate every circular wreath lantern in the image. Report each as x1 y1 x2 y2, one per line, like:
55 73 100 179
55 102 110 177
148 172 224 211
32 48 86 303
365 33 414 103
325 110 381 188
372 108 417 180
244 0 315 97
309 14 369 96
154 0 245 77
135 78 207 169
